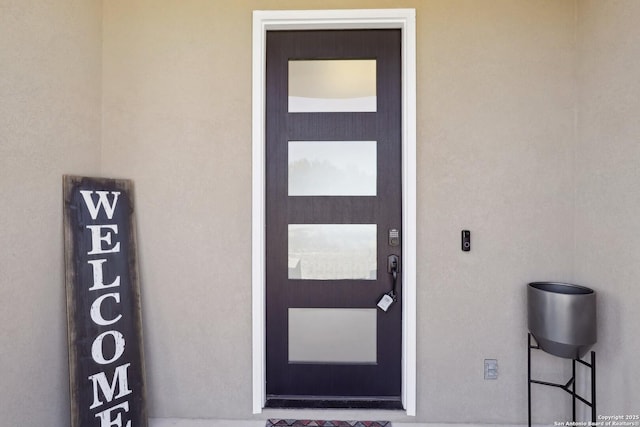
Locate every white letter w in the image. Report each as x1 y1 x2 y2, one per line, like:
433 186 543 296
80 191 121 220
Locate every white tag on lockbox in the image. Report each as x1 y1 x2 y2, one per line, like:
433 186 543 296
377 294 394 312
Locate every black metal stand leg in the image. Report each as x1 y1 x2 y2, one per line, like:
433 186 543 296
528 333 532 427
591 351 596 422
572 358 576 422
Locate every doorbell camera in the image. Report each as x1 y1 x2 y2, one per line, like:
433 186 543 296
461 230 471 252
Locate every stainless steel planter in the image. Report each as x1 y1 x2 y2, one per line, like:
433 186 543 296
527 282 597 359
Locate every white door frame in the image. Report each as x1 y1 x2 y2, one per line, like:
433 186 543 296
251 8 417 415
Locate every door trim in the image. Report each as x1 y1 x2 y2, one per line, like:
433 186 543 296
251 8 417 415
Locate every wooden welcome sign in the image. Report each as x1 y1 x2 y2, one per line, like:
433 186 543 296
63 176 147 427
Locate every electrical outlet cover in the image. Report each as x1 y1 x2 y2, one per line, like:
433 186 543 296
484 359 498 380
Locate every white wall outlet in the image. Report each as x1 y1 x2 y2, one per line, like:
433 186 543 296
484 359 498 380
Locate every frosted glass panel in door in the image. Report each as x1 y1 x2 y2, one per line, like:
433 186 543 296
288 140 377 196
288 60 377 112
288 308 377 363
288 224 376 280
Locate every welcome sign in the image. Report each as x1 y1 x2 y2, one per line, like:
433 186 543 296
63 176 147 427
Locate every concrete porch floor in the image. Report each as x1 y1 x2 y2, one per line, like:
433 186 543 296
152 419 537 427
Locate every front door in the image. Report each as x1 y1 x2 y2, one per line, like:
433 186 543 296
265 29 402 409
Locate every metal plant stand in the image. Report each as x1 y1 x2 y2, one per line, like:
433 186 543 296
528 333 596 426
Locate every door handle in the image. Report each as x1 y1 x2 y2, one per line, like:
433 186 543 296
387 254 400 298
378 255 400 312
387 254 400 275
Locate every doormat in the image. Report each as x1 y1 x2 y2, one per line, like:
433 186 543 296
266 421 391 427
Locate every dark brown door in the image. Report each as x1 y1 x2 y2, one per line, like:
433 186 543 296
265 29 402 408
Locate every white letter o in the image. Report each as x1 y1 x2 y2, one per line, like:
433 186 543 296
91 330 126 365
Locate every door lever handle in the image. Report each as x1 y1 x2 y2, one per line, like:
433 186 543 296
387 254 400 274
379 255 400 311
387 254 400 298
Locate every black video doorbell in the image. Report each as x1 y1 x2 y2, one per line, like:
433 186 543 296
462 230 471 252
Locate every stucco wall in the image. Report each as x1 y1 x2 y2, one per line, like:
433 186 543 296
417 1 576 423
101 0 255 419
0 0 103 425
575 0 640 417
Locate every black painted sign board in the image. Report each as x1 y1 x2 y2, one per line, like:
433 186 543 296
63 176 148 427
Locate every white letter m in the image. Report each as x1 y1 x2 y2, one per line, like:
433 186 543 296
88 363 133 410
